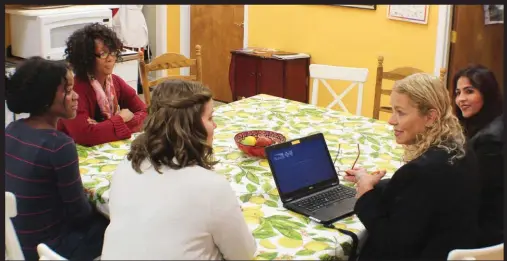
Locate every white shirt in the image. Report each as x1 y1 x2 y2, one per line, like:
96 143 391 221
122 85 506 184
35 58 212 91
101 159 257 260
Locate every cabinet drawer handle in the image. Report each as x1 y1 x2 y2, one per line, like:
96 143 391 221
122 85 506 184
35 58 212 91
257 72 262 77
250 72 255 76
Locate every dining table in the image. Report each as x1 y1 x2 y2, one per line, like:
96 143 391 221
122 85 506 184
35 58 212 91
77 94 404 260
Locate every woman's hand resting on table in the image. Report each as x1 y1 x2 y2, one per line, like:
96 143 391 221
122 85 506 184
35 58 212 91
344 167 386 198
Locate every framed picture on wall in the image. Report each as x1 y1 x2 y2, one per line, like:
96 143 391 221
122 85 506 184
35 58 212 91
484 5 504 25
334 5 376 10
387 5 429 24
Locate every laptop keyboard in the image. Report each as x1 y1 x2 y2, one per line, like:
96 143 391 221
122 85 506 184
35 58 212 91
295 186 356 212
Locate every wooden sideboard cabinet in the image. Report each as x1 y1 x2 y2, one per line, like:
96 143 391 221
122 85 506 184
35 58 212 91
229 50 310 103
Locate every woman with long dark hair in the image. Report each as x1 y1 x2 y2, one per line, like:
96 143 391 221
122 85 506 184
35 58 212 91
453 64 503 247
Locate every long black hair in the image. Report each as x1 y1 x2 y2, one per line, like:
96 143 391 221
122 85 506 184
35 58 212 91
6 57 70 116
452 64 503 138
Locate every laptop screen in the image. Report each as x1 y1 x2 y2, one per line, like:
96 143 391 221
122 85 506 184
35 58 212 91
267 134 337 195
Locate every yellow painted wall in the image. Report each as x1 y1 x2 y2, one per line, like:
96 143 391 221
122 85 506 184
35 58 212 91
166 5 181 75
7 5 440 122
248 5 439 121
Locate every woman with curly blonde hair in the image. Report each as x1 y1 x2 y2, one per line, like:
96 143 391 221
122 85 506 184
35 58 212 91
101 80 256 260
345 73 480 260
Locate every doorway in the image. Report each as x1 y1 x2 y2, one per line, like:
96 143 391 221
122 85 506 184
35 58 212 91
447 5 504 95
190 5 245 102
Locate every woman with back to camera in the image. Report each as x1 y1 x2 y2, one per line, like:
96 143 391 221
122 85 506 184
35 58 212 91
57 23 147 146
453 65 503 247
101 80 257 260
344 73 480 260
5 57 108 260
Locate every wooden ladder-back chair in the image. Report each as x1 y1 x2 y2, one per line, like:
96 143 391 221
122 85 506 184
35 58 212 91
139 45 203 106
309 64 369 116
372 56 447 120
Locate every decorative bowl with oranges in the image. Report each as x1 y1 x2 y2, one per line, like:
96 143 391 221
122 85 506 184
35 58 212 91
234 130 286 158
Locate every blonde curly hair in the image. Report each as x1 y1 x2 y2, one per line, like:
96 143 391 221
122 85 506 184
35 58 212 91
393 73 466 163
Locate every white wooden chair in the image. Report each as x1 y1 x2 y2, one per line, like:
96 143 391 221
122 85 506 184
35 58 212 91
37 244 67 260
309 64 369 116
447 243 504 260
5 192 24 260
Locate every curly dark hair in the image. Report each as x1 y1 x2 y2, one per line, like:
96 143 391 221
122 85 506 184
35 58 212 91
128 80 217 174
452 64 503 138
64 23 123 81
6 57 70 115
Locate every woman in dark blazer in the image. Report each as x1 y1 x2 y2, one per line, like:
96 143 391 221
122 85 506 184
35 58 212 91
345 73 480 260
453 65 503 247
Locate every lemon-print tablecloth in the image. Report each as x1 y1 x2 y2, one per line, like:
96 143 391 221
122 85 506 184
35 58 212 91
77 94 404 261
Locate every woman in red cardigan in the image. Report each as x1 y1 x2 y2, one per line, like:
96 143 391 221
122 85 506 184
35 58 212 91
57 23 147 146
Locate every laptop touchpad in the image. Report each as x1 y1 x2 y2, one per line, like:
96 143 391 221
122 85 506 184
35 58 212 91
315 198 356 220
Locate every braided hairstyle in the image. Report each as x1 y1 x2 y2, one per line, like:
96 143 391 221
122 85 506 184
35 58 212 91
128 80 217 174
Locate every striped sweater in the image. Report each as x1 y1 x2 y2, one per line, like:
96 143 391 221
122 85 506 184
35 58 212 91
5 120 94 260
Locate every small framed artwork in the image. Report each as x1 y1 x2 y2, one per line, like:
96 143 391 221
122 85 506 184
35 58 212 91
334 5 376 10
387 5 429 24
484 5 504 25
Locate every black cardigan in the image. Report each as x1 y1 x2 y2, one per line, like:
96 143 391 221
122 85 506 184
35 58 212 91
355 147 480 260
468 115 503 247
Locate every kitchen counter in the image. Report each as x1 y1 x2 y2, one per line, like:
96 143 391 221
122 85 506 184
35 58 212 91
5 49 139 76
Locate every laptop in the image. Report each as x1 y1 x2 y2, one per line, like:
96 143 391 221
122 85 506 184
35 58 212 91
265 132 357 224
